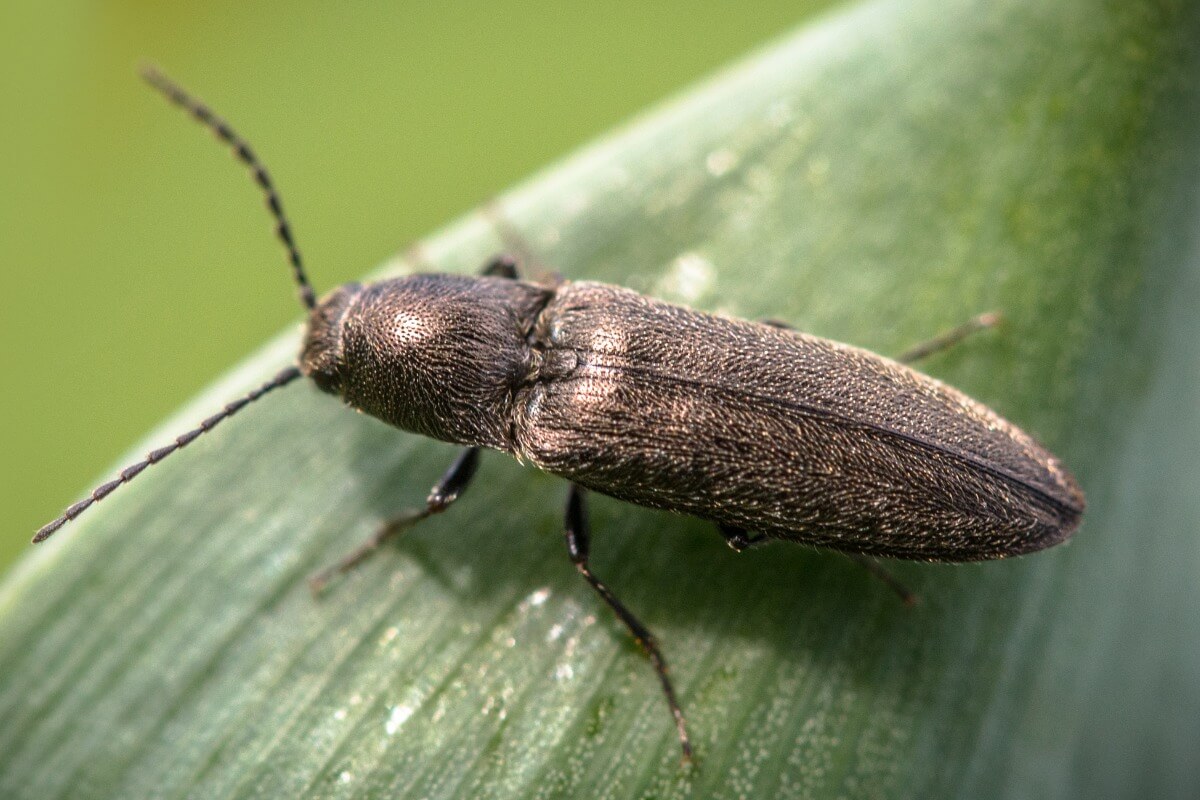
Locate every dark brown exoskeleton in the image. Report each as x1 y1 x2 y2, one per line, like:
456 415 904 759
35 69 1085 762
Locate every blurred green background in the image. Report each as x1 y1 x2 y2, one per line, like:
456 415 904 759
0 1 837 573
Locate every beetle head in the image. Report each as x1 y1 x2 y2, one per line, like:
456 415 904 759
300 282 362 395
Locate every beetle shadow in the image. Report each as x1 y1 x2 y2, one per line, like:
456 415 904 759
335 436 974 690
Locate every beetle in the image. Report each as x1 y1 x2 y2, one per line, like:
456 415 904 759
34 68 1085 761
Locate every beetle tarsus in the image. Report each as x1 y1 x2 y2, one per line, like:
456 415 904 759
308 447 481 596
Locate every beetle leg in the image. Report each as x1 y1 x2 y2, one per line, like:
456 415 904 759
480 254 521 279
565 485 693 762
717 524 768 552
762 314 1001 365
308 447 481 595
720 523 916 605
896 311 1002 364
846 554 918 606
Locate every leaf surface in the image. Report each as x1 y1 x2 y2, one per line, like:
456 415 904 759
3 0 1199 797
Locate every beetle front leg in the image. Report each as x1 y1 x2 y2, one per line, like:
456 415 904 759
565 485 693 762
480 254 521 279
308 447 481 595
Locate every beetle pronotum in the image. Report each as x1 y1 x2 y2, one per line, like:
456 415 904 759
36 68 1085 761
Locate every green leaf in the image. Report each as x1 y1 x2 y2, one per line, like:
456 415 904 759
3 0 1198 797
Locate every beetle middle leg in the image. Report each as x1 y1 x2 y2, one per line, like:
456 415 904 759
308 447 481 595
565 485 693 761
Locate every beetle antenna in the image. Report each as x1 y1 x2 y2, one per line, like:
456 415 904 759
140 64 317 311
33 367 303 544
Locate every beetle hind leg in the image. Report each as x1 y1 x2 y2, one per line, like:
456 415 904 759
719 524 916 605
846 554 918 606
762 313 1001 366
896 311 1002 364
718 524 768 552
308 447 481 595
565 485 693 762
